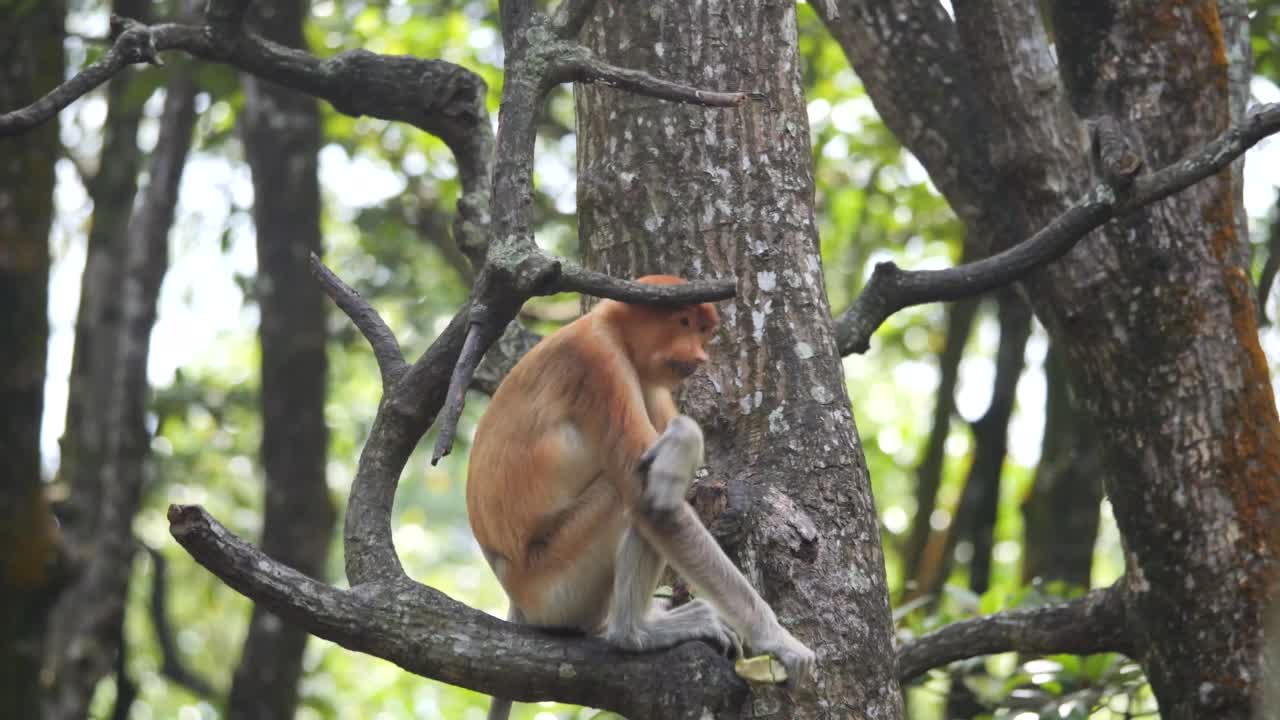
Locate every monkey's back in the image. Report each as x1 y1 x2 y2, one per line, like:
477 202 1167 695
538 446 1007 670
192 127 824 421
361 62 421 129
466 313 636 626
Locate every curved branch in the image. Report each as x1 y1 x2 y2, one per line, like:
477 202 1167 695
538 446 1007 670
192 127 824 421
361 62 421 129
554 47 764 107
138 542 217 699
896 585 1131 682
0 17 493 187
837 101 1280 354
0 16 161 137
310 254 406 386
169 504 747 718
429 263 737 463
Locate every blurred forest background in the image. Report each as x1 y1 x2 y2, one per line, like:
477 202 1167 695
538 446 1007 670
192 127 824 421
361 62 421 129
6 0 1280 718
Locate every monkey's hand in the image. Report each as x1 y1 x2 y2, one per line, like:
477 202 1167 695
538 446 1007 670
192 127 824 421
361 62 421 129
748 626 816 687
638 415 704 514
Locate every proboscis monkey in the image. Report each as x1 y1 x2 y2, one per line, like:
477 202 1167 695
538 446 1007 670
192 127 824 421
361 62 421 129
467 275 815 719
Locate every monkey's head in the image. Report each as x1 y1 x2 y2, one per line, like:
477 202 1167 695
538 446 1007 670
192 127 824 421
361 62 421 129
604 275 721 387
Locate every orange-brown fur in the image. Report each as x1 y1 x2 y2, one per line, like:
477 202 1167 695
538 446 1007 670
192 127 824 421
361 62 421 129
467 275 719 629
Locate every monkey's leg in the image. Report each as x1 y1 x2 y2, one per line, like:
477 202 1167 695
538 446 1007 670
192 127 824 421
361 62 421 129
486 606 524 720
632 417 816 684
602 528 738 655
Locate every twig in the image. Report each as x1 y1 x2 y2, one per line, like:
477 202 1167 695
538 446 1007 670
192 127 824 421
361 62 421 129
896 585 1131 681
836 101 1280 354
309 254 406 386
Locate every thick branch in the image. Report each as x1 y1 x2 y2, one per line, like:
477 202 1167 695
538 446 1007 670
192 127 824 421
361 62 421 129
169 505 747 718
836 101 1280 354
897 585 1131 682
554 47 763 107
344 309 469 586
0 18 493 187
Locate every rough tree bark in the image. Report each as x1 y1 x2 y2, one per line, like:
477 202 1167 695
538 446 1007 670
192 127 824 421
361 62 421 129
576 1 901 716
1044 4 1279 716
227 2 334 717
0 3 65 719
820 0 1280 716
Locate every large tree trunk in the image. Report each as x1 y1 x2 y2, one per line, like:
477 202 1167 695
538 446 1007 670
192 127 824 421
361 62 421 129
227 2 334 717
1043 5 1279 716
0 3 65 718
575 1 901 716
822 0 1278 715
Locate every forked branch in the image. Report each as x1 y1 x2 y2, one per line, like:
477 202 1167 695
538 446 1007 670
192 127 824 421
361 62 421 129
836 101 1280 354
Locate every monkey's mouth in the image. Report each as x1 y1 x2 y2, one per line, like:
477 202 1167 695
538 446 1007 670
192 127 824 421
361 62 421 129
667 360 701 378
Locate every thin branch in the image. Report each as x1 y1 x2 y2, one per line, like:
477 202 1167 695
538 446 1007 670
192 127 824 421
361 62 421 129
836 101 1280 354
0 16 161 137
551 0 602 38
431 322 492 463
557 268 737 304
138 542 218 699
169 504 747 718
554 47 764 107
309 254 406 386
429 267 737 463
897 585 1132 682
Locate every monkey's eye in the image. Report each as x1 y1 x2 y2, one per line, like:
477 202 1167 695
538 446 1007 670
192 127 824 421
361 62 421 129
680 317 690 327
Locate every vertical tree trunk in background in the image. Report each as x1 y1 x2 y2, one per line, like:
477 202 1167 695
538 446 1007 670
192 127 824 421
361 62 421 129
902 296 976 593
960 290 1031 597
43 0 150 715
60 0 149 535
1022 345 1102 588
44 52 198 718
1044 5 1279 715
910 291 1031 604
0 3 65 718
576 1 901 716
228 2 333 717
